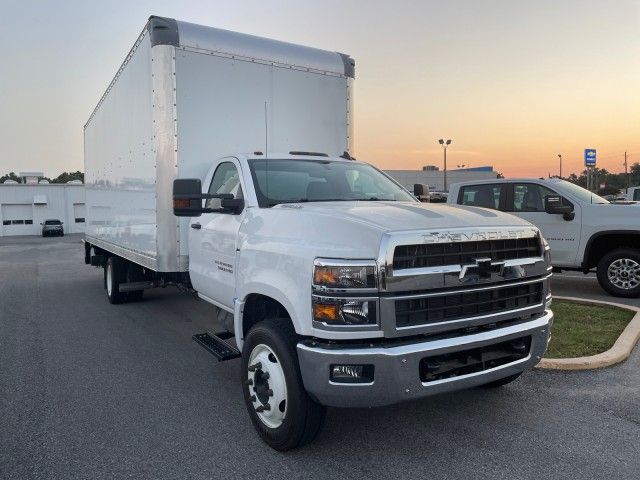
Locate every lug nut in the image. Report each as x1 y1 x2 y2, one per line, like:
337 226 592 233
266 389 273 397
245 378 253 386
262 372 270 380
250 395 256 402
255 404 271 413
248 362 262 372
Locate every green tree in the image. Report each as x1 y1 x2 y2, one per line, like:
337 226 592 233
0 172 22 183
51 171 84 183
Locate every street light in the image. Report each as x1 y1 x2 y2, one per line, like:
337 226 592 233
558 154 562 178
439 138 452 191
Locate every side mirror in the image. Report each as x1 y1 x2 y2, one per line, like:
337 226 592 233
173 179 205 217
414 183 430 202
545 195 574 220
173 178 237 217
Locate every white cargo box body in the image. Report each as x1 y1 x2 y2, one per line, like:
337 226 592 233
85 16 354 272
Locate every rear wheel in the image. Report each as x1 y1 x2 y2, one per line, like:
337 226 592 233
105 257 128 304
241 318 325 451
597 248 640 298
125 263 145 302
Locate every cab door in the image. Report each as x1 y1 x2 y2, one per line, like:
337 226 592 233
188 160 245 309
508 182 581 266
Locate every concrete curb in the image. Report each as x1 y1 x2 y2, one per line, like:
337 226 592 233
537 296 640 371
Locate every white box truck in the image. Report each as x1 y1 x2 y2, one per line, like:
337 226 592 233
84 16 553 450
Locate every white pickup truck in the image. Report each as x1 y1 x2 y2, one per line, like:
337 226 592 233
448 178 640 297
83 16 553 450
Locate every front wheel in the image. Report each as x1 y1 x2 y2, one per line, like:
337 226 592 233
597 249 640 298
241 318 325 451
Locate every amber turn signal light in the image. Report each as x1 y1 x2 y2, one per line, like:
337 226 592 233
313 303 338 321
173 198 191 209
314 268 337 285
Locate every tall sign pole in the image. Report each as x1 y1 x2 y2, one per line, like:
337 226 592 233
584 149 596 191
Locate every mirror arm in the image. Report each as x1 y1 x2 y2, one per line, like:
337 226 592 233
173 193 233 200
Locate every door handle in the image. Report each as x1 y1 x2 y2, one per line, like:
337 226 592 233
190 223 201 230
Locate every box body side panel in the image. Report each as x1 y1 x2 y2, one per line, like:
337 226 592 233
84 33 160 269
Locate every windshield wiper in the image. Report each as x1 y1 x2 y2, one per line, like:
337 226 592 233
269 198 360 207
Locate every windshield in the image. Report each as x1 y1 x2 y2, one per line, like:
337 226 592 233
44 220 61 225
558 180 609 204
248 159 416 207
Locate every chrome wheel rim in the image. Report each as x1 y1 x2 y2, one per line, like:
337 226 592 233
607 258 640 290
106 264 113 296
247 344 287 429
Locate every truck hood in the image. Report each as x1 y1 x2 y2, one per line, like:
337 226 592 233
585 203 640 225
273 201 535 232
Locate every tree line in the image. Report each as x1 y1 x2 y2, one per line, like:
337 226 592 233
564 163 640 196
0 171 84 184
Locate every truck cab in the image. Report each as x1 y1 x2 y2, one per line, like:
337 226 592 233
448 178 640 297
172 153 553 449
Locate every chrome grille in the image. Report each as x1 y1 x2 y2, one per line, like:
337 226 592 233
393 238 541 270
394 281 544 329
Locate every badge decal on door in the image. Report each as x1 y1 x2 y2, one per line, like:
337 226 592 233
215 260 233 274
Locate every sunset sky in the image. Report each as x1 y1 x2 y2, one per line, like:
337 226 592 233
1 0 638 178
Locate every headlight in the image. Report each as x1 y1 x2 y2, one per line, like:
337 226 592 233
312 259 379 327
312 297 377 325
313 260 377 290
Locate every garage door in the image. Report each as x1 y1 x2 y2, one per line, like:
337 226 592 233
73 203 86 233
73 203 86 223
1 204 36 236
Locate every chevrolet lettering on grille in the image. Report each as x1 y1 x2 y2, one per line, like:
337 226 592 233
422 229 531 244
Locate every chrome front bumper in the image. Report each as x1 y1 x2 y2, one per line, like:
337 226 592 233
297 310 553 408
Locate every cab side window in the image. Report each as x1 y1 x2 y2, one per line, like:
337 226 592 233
513 183 555 212
206 162 243 210
634 189 640 201
459 184 501 210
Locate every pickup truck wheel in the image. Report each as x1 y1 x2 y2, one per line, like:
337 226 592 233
480 373 522 388
105 257 128 304
241 318 325 451
597 249 640 298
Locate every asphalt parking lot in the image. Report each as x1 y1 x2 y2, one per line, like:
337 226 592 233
1 235 639 480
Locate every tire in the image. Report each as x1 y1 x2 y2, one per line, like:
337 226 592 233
596 248 640 298
481 373 522 389
241 318 325 451
105 257 128 304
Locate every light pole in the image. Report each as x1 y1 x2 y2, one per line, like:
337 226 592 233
558 154 562 178
439 138 452 191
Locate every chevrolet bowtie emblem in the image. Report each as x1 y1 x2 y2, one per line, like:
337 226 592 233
459 257 506 280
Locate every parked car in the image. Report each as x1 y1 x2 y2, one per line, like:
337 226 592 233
83 16 553 451
429 190 449 203
448 178 640 297
627 186 640 202
41 219 64 237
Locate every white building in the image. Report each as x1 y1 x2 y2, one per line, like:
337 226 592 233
0 180 86 236
385 166 499 192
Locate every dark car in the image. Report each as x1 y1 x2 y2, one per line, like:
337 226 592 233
41 219 64 237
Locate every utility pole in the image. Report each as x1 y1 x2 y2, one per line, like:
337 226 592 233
558 154 562 178
438 139 452 191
